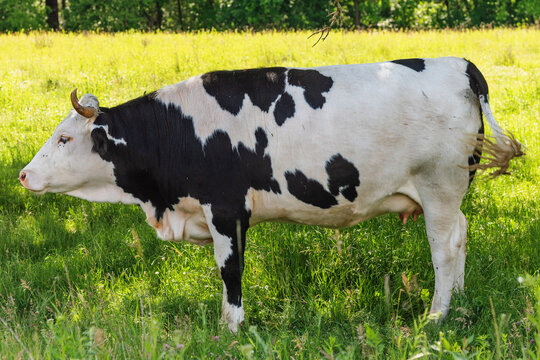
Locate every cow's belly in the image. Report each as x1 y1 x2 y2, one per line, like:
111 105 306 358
248 180 422 228
143 183 423 242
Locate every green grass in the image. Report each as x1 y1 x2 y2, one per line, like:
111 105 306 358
0 29 539 359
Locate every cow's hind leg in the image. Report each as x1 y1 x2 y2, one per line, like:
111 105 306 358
202 205 249 333
420 194 468 320
453 211 467 292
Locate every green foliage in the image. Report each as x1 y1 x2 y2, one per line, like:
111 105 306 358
213 0 286 29
512 0 540 25
0 0 539 32
0 30 539 358
62 0 168 31
390 0 419 28
0 0 46 31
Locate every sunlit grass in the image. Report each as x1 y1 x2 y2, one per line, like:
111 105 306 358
0 29 538 358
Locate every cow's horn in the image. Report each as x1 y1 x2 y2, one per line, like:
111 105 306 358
71 88 96 118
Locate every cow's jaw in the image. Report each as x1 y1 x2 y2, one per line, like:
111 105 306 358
65 183 140 205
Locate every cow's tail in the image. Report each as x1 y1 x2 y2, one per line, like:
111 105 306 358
465 60 524 178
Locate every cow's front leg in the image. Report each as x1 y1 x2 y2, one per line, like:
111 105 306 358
202 205 248 333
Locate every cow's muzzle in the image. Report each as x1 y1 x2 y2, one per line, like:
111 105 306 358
19 169 46 194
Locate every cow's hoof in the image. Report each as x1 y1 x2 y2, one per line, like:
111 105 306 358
428 311 444 324
222 302 244 334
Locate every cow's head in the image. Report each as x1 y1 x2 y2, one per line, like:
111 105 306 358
19 90 135 203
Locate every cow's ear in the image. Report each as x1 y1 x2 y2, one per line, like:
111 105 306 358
91 128 108 156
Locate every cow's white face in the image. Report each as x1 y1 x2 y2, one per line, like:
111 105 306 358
19 94 135 204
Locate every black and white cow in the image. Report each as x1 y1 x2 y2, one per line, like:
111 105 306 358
20 57 523 332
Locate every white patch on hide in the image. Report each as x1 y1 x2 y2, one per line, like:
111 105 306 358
202 204 232 268
92 124 127 146
221 286 244 333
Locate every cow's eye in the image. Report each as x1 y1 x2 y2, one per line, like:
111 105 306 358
58 135 72 145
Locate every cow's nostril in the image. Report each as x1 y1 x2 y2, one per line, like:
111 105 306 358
19 171 26 182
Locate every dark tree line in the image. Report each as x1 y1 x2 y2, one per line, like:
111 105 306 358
1 0 538 32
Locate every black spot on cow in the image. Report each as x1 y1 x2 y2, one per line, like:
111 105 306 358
391 58 426 72
93 95 282 306
90 126 108 156
254 127 267 155
287 69 334 109
273 92 295 126
464 59 489 97
285 154 360 208
201 67 287 115
467 122 484 186
464 59 487 186
201 67 333 127
325 154 360 202
93 94 281 225
285 170 338 209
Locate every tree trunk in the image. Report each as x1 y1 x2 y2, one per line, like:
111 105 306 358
45 0 59 30
353 0 360 30
155 0 163 30
177 0 183 30
444 0 451 26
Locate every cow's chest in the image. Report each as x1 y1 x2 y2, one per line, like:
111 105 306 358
141 197 212 245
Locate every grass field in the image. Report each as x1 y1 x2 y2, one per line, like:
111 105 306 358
0 29 539 359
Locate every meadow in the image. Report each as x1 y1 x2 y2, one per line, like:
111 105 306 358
0 29 539 359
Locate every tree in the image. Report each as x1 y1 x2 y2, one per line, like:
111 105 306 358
1 0 539 32
176 0 183 30
45 0 59 30
353 0 360 29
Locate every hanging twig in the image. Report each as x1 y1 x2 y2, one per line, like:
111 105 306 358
309 0 343 47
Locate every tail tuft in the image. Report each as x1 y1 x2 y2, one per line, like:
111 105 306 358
465 60 525 178
468 131 524 178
